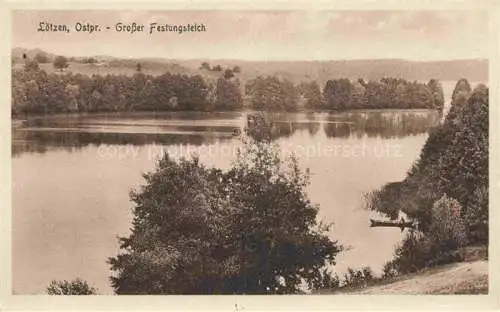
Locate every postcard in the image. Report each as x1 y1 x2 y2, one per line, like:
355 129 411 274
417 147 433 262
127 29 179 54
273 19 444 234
1 1 498 311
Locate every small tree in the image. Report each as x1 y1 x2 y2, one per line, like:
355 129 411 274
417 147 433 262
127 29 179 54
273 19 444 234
136 62 142 73
299 81 324 109
24 60 39 72
232 65 241 73
34 52 49 64
427 79 445 115
214 78 242 110
430 195 467 250
223 69 234 79
46 278 98 295
311 268 340 290
451 78 472 102
361 266 374 281
200 62 211 71
212 64 223 72
389 195 468 274
53 55 69 71
382 261 398 279
83 57 98 64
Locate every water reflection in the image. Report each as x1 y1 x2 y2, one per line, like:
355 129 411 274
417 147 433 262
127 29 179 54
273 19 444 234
323 122 352 138
12 110 440 156
12 131 234 156
323 111 441 139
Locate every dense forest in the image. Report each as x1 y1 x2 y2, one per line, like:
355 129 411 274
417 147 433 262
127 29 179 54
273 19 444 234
367 79 488 275
12 57 445 116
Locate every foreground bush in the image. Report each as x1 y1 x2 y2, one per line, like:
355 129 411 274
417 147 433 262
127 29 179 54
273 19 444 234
108 115 341 294
430 195 468 250
315 266 378 292
46 278 98 295
386 195 468 274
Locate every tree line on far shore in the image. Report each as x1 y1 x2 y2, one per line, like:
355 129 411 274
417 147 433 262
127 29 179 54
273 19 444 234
13 57 444 116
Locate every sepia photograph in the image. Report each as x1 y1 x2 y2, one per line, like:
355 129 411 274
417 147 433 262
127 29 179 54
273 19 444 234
6 6 493 303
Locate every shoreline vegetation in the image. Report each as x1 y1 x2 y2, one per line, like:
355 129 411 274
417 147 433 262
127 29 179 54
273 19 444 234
12 107 439 121
317 247 488 294
13 54 445 117
15 52 488 295
363 80 488 287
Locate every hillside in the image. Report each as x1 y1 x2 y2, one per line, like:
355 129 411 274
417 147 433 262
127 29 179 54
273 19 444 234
12 48 488 85
315 245 489 295
176 59 488 84
342 260 488 294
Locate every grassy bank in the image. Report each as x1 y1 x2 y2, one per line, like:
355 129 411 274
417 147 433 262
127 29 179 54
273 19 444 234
315 245 488 295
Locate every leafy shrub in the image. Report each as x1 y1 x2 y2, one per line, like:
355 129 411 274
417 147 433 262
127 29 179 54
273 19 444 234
387 195 467 274
46 278 98 295
311 268 340 290
313 266 377 292
34 53 49 64
382 261 398 279
430 195 468 250
53 55 69 71
342 266 374 288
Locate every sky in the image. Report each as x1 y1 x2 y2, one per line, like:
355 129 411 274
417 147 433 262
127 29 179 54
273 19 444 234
12 10 490 61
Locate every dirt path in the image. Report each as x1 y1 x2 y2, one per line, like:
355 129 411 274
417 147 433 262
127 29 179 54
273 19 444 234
348 260 488 294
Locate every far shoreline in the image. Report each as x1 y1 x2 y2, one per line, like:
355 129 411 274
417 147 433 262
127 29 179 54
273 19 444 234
11 108 441 122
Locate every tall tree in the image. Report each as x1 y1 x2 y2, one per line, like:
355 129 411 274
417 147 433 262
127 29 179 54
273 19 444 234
223 69 234 80
427 79 445 115
214 78 243 110
24 60 40 72
447 78 472 121
34 52 49 64
298 81 323 109
451 78 472 102
246 76 299 111
323 79 352 110
349 81 366 109
53 55 69 71
200 62 211 71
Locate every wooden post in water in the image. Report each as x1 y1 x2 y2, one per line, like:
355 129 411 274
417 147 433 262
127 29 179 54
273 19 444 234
370 217 415 232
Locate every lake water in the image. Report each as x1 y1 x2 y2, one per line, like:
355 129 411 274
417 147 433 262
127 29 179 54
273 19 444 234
12 80 469 295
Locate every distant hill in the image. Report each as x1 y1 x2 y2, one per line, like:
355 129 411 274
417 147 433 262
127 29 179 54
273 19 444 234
12 47 57 62
12 47 488 83
175 59 488 84
12 47 197 77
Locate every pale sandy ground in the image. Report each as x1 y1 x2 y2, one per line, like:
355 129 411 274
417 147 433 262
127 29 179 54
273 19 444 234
345 260 488 294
